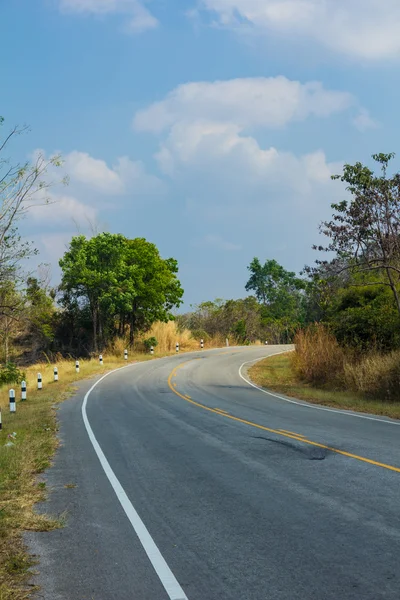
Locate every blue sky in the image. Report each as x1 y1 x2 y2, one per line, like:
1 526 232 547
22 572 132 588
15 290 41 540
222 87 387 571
1 0 399 308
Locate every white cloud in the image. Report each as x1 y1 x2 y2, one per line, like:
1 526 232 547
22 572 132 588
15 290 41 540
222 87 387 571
197 0 400 60
58 0 158 32
64 151 125 194
133 78 350 183
134 77 354 134
63 151 165 196
133 78 346 250
29 192 97 225
353 109 379 132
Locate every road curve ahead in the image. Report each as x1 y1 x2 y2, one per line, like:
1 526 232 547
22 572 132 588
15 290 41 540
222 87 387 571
29 346 400 600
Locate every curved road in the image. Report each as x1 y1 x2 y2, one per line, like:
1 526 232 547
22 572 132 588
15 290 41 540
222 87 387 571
29 346 400 599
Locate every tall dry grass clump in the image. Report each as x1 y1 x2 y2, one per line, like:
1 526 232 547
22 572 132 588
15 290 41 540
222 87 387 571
106 321 228 356
293 324 345 387
344 351 400 401
137 321 227 353
141 321 197 352
294 324 400 402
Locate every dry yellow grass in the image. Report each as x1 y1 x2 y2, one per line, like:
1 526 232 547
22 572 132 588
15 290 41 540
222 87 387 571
249 352 400 420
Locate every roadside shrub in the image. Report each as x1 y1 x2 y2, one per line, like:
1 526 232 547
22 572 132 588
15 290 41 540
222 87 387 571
344 351 400 402
190 330 210 342
0 363 26 385
143 337 158 351
293 325 344 387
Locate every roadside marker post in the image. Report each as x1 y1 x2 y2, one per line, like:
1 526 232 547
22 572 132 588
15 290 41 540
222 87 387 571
265 341 269 345
226 338 229 347
200 339 204 349
0 409 2 430
150 346 154 356
76 360 80 374
124 349 128 361
37 373 42 390
176 343 179 353
99 355 103 366
21 381 27 401
9 389 16 413
54 367 58 382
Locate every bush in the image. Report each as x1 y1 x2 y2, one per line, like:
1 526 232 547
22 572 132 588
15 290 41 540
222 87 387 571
294 325 400 402
0 363 26 385
344 351 400 402
190 330 210 342
143 337 158 351
293 325 344 387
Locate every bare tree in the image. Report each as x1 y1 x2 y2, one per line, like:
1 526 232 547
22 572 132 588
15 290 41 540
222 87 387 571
311 153 400 316
0 117 65 288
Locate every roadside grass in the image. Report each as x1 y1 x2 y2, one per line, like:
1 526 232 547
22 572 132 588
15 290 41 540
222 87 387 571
0 348 203 600
249 352 400 420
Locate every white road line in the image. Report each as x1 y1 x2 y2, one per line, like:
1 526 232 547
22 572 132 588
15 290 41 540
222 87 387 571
239 352 400 426
82 365 189 600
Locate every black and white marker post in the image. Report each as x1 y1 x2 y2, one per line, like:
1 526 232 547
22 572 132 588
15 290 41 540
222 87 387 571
265 341 268 345
54 367 58 382
150 346 154 356
37 373 42 390
124 349 128 361
75 360 80 374
9 389 16 413
21 380 27 401
0 409 2 430
176 342 179 353
99 354 103 366
200 339 204 350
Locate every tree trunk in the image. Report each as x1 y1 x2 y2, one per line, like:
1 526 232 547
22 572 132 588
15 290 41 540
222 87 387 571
4 319 9 363
92 309 98 353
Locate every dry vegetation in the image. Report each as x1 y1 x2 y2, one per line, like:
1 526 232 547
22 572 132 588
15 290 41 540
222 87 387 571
293 325 400 402
249 325 400 419
0 321 225 599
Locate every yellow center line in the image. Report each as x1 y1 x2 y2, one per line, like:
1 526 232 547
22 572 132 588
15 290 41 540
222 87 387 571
215 408 230 414
167 361 400 474
279 429 306 438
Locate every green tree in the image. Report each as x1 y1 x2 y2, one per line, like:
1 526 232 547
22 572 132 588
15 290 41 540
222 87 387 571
246 258 304 310
24 277 56 354
59 233 183 352
122 238 184 345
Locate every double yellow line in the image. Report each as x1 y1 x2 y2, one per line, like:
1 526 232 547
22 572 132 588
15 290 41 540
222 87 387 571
167 361 400 474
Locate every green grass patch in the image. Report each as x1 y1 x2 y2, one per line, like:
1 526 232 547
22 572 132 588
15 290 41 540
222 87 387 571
249 352 400 420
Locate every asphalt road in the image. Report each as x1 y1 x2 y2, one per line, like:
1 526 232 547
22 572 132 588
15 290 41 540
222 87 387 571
28 346 400 600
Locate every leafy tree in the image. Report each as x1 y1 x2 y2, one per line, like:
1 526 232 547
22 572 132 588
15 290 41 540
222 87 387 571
59 233 184 352
24 277 56 353
246 258 304 311
122 238 184 345
313 153 400 315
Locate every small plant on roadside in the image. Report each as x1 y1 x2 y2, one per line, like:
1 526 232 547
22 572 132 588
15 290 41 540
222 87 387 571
0 363 26 385
143 337 158 351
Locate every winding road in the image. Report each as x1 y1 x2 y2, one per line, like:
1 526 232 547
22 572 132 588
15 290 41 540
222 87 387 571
28 346 400 599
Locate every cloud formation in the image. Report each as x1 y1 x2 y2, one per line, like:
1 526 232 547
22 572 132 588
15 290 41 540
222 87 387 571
133 77 352 185
197 0 400 60
134 76 354 134
132 75 346 278
58 0 158 33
